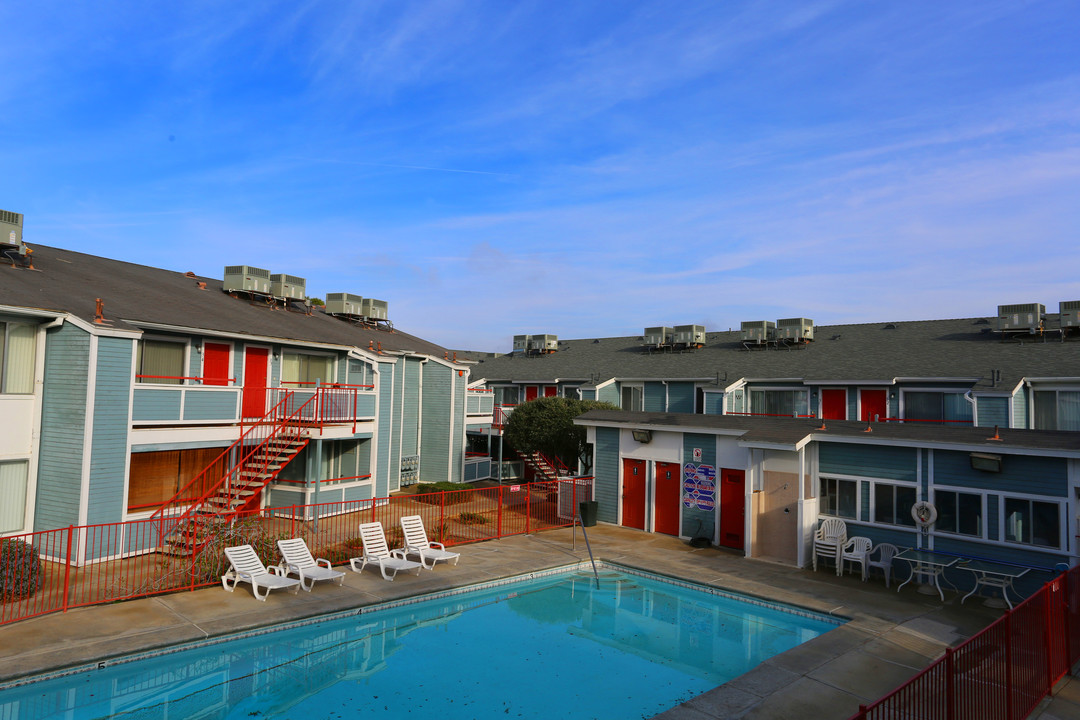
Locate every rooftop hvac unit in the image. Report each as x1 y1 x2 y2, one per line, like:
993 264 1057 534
513 335 531 352
1060 301 1080 328
0 209 26 255
997 303 1045 332
359 298 388 321
223 265 271 294
529 334 558 353
643 326 673 347
270 273 306 300
325 292 365 316
673 324 706 347
776 317 814 341
741 320 775 344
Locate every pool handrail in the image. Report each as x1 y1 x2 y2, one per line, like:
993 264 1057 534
572 515 600 589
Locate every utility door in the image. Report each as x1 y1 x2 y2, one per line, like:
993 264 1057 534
820 389 847 420
621 458 647 530
654 461 681 536
860 389 887 422
544 386 558 397
242 347 270 418
203 342 232 386
719 469 745 550
525 385 539 402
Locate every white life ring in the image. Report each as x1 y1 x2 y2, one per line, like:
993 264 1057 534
911 501 938 528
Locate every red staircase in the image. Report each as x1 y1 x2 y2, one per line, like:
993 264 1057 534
519 451 568 482
151 391 317 556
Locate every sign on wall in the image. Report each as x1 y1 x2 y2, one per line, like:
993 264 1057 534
682 463 716 511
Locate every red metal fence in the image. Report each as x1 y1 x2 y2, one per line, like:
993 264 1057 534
0 477 593 626
850 565 1080 720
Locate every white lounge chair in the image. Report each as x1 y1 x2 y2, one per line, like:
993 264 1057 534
277 538 346 592
222 544 301 601
401 515 461 570
812 518 847 574
349 522 423 581
840 536 873 580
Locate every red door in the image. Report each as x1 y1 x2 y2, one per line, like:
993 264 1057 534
621 458 646 530
543 386 557 397
719 469 744 550
525 386 539 402
654 461 681 536
820 389 846 420
203 343 231 386
242 347 269 418
860 389 887 422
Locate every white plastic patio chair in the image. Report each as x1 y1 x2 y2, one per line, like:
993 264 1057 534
400 515 461 570
867 543 900 588
277 538 346 592
222 544 301 601
840 536 873 581
812 518 847 574
350 522 423 581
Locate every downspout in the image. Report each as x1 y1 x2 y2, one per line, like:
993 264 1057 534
963 389 976 427
797 445 805 567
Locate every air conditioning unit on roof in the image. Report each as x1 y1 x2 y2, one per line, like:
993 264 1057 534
326 292 364 316
643 327 673 347
674 324 706 347
359 298 388 321
0 209 26 256
776 317 814 341
529 334 558 353
270 273 306 300
223 265 271 294
1060 301 1080 328
997 303 1045 332
513 335 531 352
741 320 775 343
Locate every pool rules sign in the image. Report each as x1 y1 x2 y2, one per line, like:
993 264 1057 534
682 463 716 511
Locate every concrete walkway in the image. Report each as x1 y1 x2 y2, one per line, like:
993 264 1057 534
0 525 1075 719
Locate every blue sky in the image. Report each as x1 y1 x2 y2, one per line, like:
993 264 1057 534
2 1 1078 351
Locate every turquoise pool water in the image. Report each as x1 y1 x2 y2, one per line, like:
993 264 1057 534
0 567 842 719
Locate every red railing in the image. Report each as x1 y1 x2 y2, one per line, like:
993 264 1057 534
0 478 593 627
850 566 1080 720
492 403 516 429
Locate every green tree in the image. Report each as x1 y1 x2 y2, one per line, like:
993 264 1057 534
503 397 618 472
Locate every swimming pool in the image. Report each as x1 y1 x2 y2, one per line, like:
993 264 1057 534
0 565 843 719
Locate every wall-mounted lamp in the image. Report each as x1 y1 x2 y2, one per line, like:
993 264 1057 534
632 429 652 443
970 452 1002 473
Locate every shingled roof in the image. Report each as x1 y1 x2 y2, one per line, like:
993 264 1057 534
0 245 454 358
472 318 1080 390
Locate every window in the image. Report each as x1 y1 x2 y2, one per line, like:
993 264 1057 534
621 384 643 411
281 352 335 386
933 489 983 536
750 389 809 417
1033 390 1080 431
872 483 917 526
1004 497 1061 548
137 339 185 384
494 386 519 405
0 460 29 532
902 391 973 425
820 477 857 519
0 321 36 394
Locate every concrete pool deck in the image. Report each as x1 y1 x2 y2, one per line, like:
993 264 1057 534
0 524 1076 719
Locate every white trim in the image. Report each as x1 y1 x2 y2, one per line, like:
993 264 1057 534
929 485 989 541
999 492 1068 552
120 338 137 517
78 335 99 535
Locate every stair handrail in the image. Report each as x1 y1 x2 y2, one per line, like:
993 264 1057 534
149 390 296 522
572 515 601 589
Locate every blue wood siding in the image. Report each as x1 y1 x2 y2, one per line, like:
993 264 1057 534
401 359 421 456
860 481 870 521
387 358 403 492
1013 389 1028 429
593 427 619 523
987 495 999 541
932 450 1066 496
667 382 695 413
819 443 917 481
344 484 374 502
976 397 1009 428
132 389 182 421
598 384 619 405
86 337 133 526
375 361 394 497
421 362 452 483
682 433 715 534
35 323 91 531
643 382 665 412
847 392 858 421
182 390 239 420
451 370 466 483
355 392 376 418
703 392 724 415
580 389 596 401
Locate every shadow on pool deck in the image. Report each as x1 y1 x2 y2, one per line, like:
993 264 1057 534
0 525 1075 719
